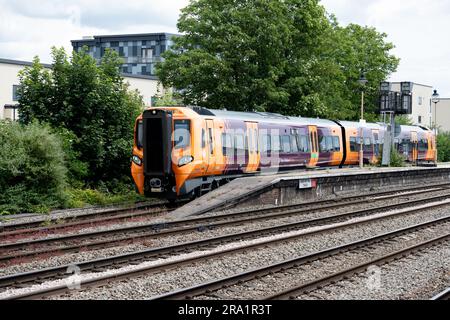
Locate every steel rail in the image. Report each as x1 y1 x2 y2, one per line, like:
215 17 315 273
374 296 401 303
2 214 449 300
265 235 449 300
1 183 446 237
431 288 450 300
0 201 173 233
1 191 450 263
149 220 450 300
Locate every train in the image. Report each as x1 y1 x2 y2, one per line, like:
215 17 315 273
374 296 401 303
131 106 437 200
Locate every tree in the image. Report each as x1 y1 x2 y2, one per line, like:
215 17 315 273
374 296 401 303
158 0 331 116
395 115 414 126
157 0 399 120
327 22 400 121
18 48 144 185
154 90 183 107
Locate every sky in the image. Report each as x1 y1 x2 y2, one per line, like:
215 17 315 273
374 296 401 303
0 0 449 96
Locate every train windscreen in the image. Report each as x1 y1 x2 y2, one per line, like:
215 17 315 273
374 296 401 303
145 118 164 173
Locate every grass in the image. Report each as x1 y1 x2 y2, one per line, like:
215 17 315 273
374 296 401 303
66 187 147 209
0 186 147 216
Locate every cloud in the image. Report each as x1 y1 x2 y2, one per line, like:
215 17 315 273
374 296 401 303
0 0 188 62
321 0 450 96
0 0 448 96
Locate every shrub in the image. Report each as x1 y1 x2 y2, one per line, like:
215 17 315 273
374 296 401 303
437 132 450 163
0 121 68 214
377 147 406 167
389 148 406 167
18 48 143 185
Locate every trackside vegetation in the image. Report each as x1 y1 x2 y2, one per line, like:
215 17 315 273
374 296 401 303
0 48 145 215
2 0 444 214
437 132 450 163
0 121 67 214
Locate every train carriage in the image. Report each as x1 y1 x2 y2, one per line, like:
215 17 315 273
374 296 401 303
131 106 437 200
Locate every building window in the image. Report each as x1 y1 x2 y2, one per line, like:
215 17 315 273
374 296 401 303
418 96 423 105
418 116 422 124
4 104 19 121
142 48 153 62
12 85 21 101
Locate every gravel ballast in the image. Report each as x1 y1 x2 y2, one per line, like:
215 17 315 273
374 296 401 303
13 208 448 300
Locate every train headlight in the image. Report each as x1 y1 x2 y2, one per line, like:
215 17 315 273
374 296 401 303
132 155 142 166
178 156 194 167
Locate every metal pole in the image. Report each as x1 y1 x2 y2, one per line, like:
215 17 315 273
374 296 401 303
359 91 364 169
434 102 437 136
434 102 438 163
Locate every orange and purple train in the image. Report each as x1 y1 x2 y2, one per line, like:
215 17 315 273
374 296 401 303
131 107 437 200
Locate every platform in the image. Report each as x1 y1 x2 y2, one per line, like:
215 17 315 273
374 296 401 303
168 164 450 219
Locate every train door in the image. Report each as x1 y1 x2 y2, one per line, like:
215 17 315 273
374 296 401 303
308 126 319 167
205 119 215 174
244 122 259 173
411 131 418 163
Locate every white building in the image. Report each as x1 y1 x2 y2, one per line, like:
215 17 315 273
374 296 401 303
390 82 434 127
0 58 162 120
433 98 450 133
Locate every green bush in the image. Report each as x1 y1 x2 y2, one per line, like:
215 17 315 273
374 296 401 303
377 147 406 167
0 121 68 214
437 132 450 163
18 48 143 185
389 148 406 167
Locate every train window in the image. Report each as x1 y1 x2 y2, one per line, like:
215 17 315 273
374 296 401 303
320 136 325 152
310 132 315 153
222 133 226 156
260 134 271 153
297 135 310 152
136 120 143 149
419 139 428 152
174 120 191 149
202 129 206 148
281 135 291 153
364 138 372 152
222 133 233 156
208 128 214 155
318 135 327 153
291 134 299 153
247 132 253 154
235 134 245 156
333 136 340 152
272 135 281 153
254 129 258 153
326 136 333 152
350 137 358 152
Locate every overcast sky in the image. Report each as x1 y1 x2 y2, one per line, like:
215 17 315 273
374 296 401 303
1 0 448 96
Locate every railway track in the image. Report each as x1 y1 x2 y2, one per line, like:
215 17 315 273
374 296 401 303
0 183 446 239
1 188 450 264
2 212 449 299
264 235 449 300
150 221 449 300
431 288 450 300
0 201 182 234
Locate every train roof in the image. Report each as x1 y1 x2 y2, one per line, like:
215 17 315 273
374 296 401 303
173 107 433 133
192 107 339 127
